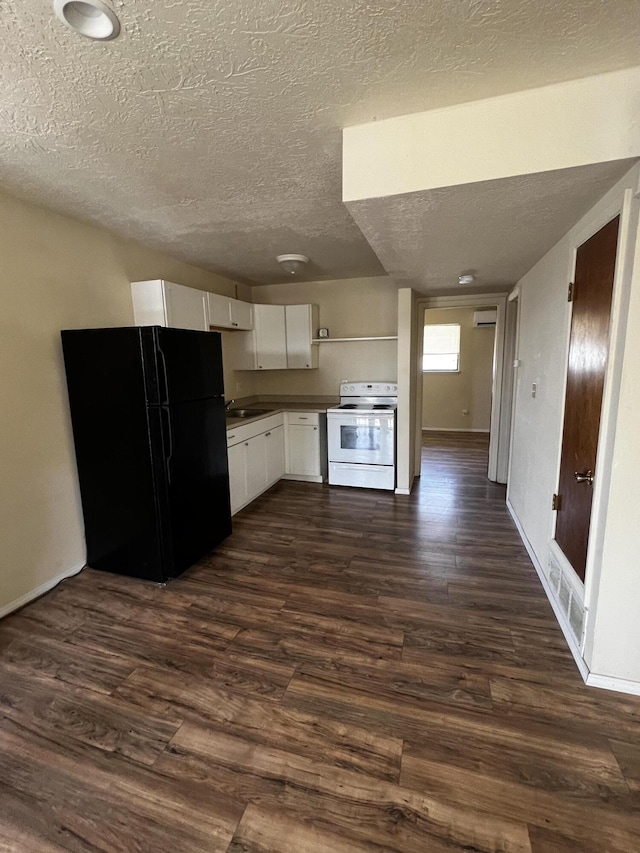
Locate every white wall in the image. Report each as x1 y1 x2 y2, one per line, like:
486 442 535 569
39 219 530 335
0 189 241 616
242 277 398 397
508 162 640 687
396 288 420 492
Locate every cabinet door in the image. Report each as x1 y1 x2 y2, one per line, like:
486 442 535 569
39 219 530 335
265 425 285 484
285 304 317 369
227 442 247 515
229 299 253 330
255 305 287 370
287 424 321 476
245 433 268 499
207 292 232 328
164 282 208 331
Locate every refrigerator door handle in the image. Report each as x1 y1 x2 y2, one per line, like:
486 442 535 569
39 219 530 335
157 344 170 404
161 405 174 483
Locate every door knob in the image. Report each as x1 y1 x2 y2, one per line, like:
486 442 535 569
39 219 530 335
574 470 594 485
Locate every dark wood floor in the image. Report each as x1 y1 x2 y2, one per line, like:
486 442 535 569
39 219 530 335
1 431 640 852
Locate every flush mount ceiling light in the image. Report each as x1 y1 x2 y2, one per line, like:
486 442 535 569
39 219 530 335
53 0 121 40
276 254 309 275
458 273 475 286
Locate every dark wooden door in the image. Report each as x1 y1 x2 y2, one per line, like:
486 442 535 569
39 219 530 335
555 216 619 582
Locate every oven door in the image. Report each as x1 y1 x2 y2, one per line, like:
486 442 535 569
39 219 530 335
327 413 395 466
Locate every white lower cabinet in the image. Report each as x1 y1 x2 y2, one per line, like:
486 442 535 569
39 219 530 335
266 425 286 484
227 414 285 515
245 432 268 498
227 442 248 515
284 412 325 483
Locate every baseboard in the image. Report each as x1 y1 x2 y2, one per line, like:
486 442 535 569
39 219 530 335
395 488 412 495
585 672 640 696
0 561 85 620
506 499 590 682
281 474 324 483
508 499 640 697
422 427 490 433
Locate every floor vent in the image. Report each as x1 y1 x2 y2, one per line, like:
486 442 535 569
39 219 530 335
548 550 584 645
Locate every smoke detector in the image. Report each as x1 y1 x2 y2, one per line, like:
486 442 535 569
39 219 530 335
53 0 121 40
276 254 309 276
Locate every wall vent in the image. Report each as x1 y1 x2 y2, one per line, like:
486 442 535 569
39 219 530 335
473 309 497 327
548 550 585 645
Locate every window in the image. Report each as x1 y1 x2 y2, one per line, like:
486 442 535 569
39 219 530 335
423 323 460 371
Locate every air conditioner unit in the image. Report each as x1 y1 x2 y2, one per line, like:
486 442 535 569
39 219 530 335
473 310 497 327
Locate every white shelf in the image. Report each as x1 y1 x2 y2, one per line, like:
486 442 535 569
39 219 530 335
311 336 398 343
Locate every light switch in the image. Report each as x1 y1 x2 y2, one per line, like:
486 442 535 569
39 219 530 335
531 383 537 398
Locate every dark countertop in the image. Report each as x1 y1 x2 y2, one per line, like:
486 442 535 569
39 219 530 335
225 396 338 430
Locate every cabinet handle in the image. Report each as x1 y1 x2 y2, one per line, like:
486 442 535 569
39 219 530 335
314 426 318 431
232 322 238 326
228 434 236 440
266 432 271 437
245 442 249 447
298 416 308 420
306 364 309 367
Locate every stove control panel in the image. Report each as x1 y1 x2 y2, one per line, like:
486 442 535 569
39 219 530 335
340 382 397 395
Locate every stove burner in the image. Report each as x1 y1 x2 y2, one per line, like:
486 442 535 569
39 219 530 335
340 404 358 409
373 404 391 409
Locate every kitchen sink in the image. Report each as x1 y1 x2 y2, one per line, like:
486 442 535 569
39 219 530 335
225 408 270 418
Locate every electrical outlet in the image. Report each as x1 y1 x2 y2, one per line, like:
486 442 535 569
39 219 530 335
531 382 537 398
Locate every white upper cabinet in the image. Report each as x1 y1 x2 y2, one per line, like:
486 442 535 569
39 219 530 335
254 304 287 370
229 298 253 330
285 304 319 369
235 303 318 370
207 293 253 330
207 292 233 328
131 280 208 331
131 280 253 332
255 304 287 370
164 282 209 331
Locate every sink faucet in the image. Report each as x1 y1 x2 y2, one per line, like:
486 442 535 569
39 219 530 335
225 399 236 411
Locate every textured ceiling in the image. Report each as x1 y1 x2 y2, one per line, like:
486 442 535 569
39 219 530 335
346 160 637 293
1 2 640 285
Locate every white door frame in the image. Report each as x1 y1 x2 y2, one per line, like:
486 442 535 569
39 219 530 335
416 292 509 482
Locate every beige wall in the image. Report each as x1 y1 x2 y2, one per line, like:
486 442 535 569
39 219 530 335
421 307 495 431
242 277 398 397
0 188 241 615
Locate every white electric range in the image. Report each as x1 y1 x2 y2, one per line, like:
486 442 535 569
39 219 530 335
327 382 397 490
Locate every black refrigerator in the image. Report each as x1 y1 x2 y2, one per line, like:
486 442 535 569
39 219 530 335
61 326 231 582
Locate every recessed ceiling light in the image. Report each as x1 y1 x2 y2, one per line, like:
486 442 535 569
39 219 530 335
276 254 309 275
458 273 475 286
53 0 121 41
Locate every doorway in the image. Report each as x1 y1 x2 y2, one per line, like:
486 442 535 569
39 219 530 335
411 292 509 488
554 216 620 583
421 306 496 437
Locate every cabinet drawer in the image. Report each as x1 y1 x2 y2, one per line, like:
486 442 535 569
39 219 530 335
227 412 284 447
286 412 319 426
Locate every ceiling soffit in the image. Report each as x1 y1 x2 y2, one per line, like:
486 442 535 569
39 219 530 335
1 2 640 283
